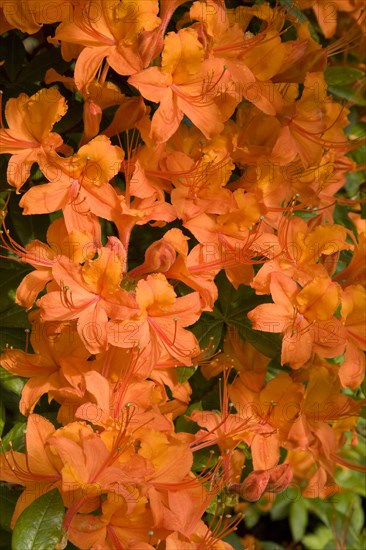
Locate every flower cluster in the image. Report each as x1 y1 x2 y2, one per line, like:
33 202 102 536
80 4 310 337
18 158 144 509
0 1 365 548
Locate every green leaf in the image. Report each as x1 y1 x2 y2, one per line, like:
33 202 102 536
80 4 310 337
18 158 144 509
361 377 366 398
237 325 282 359
0 367 25 397
175 401 202 435
325 67 364 86
53 102 83 134
289 499 308 542
0 529 12 549
0 327 28 354
0 401 5 437
12 489 65 550
333 204 357 233
223 532 244 549
8 193 50 245
191 312 224 356
0 305 29 329
361 201 366 220
259 542 286 550
192 446 217 473
0 422 26 453
0 485 20 532
303 527 333 550
243 505 261 529
269 494 291 520
0 33 26 82
328 85 366 106
0 263 32 313
280 0 307 22
345 171 364 196
176 365 198 384
16 48 69 84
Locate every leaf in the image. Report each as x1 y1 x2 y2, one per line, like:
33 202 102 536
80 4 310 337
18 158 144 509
328 85 366 106
0 485 20 532
0 33 26 82
0 305 30 329
361 201 366 220
0 263 32 314
259 542 286 550
325 67 364 86
345 171 364 196
53 102 83 134
0 422 26 453
192 445 217 473
175 401 202 435
11 489 65 550
302 526 333 550
0 529 12 549
289 499 308 542
176 365 198 384
0 261 31 344
237 325 282 359
191 312 224 356
0 367 25 397
0 327 28 353
280 0 308 23
243 505 261 529
16 48 70 84
269 494 291 520
333 204 357 233
223 532 244 549
8 192 50 245
0 401 5 437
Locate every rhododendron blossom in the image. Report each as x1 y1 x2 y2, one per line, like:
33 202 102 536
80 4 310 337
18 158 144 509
0 1 365 548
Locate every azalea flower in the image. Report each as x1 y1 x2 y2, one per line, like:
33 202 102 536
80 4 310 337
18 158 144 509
38 237 128 354
0 88 68 190
19 135 123 235
128 27 229 143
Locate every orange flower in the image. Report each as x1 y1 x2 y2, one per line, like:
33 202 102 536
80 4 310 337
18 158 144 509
298 0 364 38
51 0 161 85
0 217 97 310
0 88 68 190
48 421 149 509
0 315 95 416
38 237 127 354
45 68 145 144
108 273 201 368
272 73 351 168
130 228 219 310
248 271 344 367
252 217 352 293
68 495 158 550
0 0 73 34
20 135 123 234
229 371 304 470
128 27 228 143
338 285 366 388
0 415 61 526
